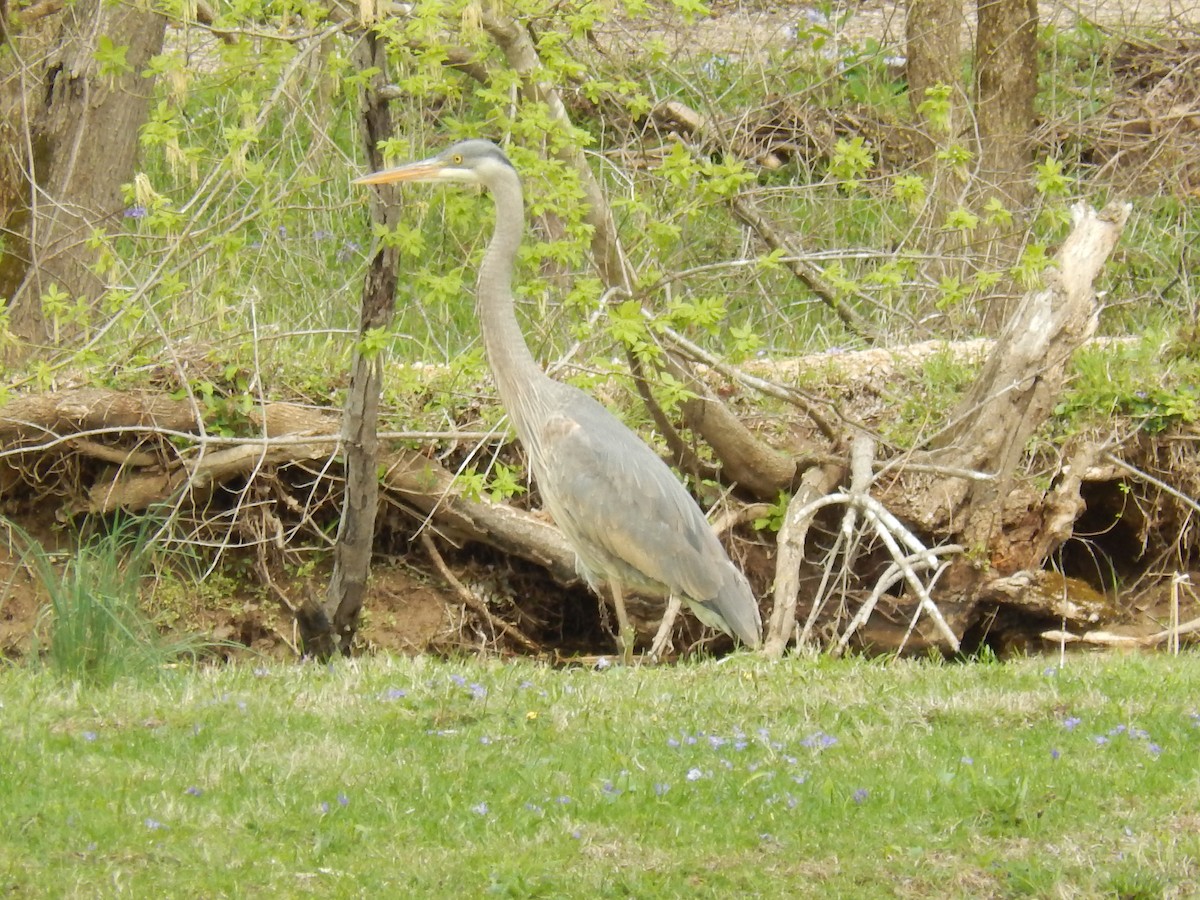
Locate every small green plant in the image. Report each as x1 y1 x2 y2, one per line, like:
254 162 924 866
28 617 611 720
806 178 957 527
486 462 527 503
25 519 201 685
916 83 954 133
454 466 489 502
1033 157 1074 198
829 137 875 191
753 491 789 532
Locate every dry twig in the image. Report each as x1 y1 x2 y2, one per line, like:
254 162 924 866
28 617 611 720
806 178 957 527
419 531 541 654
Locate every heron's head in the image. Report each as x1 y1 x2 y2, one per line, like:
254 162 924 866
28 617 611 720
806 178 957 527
353 139 514 188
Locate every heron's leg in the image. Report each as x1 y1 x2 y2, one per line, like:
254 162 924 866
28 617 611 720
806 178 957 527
609 581 635 665
650 595 682 662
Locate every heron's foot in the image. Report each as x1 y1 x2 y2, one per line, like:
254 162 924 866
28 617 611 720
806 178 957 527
648 595 682 664
617 628 635 666
648 631 673 664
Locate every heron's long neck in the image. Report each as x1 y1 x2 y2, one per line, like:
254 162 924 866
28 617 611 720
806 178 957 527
478 170 547 443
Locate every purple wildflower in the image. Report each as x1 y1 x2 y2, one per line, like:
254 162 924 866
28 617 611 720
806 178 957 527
1050 748 1060 760
686 767 704 782
184 786 203 797
471 801 489 816
1063 717 1081 730
852 788 869 805
124 206 148 219
384 687 407 700
144 818 166 830
801 731 837 750
653 783 670 797
82 731 97 742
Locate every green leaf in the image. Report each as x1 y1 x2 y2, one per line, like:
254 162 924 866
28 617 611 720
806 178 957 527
1034 158 1073 197
983 196 1013 228
94 35 132 79
892 174 927 211
943 207 979 233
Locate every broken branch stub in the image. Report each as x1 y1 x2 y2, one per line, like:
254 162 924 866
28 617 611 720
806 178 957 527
921 200 1131 549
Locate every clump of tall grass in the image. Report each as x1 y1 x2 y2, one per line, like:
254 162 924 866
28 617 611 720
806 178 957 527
22 519 203 685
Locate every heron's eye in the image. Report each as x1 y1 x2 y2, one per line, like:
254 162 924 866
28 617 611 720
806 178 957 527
451 153 463 164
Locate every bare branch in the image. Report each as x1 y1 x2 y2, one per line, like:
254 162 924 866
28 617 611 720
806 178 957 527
420 531 541 654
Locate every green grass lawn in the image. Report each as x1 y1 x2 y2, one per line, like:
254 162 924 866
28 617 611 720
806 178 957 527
1 652 1197 898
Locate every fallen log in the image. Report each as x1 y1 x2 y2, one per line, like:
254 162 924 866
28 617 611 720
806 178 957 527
0 386 578 585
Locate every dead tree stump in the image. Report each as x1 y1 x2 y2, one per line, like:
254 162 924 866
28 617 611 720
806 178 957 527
919 200 1131 563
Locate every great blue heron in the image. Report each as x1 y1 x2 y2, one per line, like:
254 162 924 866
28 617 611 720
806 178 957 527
356 139 762 660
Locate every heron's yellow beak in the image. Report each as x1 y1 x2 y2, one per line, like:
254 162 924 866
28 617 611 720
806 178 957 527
352 159 442 186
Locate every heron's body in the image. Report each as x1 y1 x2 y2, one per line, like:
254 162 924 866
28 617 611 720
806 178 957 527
357 139 761 656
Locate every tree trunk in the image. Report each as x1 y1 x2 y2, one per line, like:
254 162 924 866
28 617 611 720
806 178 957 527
975 0 1037 210
0 0 165 352
306 32 400 658
905 0 963 173
904 0 969 321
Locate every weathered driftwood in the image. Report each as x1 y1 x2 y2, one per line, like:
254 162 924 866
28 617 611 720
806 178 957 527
763 462 843 659
919 200 1132 557
758 201 1131 657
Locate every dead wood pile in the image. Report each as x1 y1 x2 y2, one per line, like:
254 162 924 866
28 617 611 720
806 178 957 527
4 200 1197 659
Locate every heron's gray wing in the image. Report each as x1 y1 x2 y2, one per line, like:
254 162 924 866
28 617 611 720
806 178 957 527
533 402 726 603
